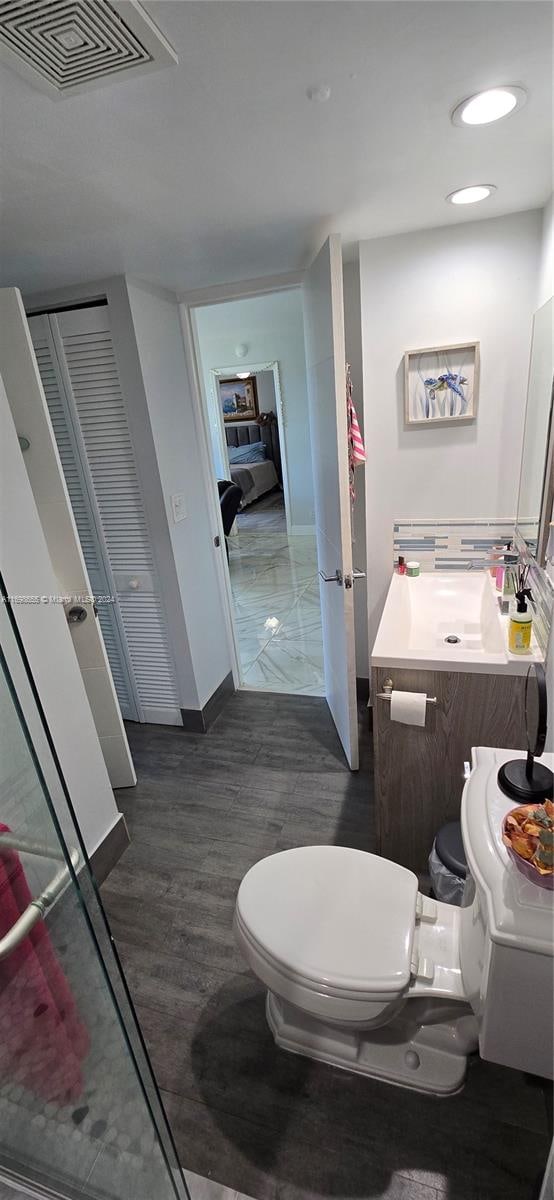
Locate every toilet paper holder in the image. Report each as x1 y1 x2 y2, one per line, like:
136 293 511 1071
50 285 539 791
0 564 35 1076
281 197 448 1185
377 679 437 705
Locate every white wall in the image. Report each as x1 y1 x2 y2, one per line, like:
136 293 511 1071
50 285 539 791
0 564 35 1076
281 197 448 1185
193 289 315 529
537 194 554 310
343 259 369 679
127 280 233 708
0 375 121 857
360 208 542 653
0 288 135 788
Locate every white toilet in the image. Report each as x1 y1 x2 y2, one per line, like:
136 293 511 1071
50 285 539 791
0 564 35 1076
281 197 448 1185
234 747 554 1095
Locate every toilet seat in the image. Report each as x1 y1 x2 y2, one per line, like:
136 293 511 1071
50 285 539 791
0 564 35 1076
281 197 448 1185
234 846 419 1024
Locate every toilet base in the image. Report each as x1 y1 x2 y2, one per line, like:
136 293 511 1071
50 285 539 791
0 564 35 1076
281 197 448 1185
266 991 479 1096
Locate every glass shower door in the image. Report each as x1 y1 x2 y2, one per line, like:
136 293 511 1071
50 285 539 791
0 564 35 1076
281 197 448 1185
0 587 188 1200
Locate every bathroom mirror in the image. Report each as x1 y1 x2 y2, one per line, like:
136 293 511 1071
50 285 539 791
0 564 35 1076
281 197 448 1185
498 663 553 802
516 297 554 566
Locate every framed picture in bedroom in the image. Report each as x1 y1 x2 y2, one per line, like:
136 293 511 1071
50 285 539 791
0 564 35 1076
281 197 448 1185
219 376 259 423
404 341 480 426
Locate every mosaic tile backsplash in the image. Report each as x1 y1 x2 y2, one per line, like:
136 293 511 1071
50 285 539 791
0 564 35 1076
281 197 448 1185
514 528 554 655
393 519 554 653
393 519 516 571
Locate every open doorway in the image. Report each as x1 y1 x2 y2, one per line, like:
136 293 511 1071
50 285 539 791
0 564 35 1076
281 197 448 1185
191 289 325 696
211 360 291 535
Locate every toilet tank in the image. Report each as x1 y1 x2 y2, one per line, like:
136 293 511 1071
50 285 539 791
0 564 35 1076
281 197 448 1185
460 747 553 1080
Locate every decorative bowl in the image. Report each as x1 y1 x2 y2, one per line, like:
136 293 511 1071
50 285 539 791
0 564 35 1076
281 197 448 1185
502 803 554 891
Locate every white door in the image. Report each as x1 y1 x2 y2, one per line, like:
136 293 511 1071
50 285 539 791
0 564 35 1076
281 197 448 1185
303 235 359 769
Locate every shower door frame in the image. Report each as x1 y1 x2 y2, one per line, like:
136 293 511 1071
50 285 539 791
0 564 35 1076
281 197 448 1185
0 579 188 1200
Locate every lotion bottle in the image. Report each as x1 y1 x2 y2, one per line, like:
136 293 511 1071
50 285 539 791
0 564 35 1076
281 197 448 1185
509 588 533 655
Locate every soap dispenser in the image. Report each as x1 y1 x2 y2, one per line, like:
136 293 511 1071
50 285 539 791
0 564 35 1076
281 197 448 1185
509 588 533 654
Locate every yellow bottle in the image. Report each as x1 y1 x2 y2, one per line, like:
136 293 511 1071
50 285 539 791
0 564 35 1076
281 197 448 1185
509 589 533 655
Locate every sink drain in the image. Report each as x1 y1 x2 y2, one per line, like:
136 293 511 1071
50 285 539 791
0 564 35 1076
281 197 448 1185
445 634 461 644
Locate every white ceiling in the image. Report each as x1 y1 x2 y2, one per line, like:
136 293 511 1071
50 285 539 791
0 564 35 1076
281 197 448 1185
1 1 551 297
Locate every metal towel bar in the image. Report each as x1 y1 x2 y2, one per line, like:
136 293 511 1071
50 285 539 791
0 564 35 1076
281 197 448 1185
376 678 437 705
0 833 80 961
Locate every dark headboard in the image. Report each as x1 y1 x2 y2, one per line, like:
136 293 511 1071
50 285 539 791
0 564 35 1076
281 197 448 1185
225 421 282 483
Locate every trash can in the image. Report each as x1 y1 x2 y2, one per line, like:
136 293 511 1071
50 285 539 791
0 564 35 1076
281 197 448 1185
428 821 468 905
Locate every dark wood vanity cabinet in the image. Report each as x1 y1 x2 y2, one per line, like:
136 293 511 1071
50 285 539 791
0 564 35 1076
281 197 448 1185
371 666 527 874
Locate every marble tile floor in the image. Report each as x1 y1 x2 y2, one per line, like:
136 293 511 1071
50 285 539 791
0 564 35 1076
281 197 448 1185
228 531 324 696
236 492 287 533
101 694 552 1200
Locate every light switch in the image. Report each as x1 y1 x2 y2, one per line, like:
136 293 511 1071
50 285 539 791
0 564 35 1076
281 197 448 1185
171 492 186 523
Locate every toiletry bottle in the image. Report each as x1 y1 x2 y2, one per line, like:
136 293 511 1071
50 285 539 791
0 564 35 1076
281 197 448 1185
496 541 512 592
491 545 504 578
503 552 518 600
397 556 406 575
509 588 533 654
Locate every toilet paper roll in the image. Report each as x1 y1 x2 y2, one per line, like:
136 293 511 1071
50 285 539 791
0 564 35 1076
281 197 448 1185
390 690 427 727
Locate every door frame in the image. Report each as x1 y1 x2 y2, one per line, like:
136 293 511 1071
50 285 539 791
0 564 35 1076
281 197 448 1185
209 359 292 537
180 282 305 692
179 304 242 688
43 312 143 723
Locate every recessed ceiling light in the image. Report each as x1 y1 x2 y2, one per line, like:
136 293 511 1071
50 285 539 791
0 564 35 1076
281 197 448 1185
446 185 497 206
452 86 527 126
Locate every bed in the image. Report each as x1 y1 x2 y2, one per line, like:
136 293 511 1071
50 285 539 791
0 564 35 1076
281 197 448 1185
226 421 281 508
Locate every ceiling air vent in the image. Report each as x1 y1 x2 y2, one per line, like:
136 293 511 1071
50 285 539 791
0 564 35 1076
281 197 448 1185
0 0 177 97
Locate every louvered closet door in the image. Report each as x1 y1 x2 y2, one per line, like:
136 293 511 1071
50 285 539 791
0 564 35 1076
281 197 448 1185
28 312 140 722
53 305 180 723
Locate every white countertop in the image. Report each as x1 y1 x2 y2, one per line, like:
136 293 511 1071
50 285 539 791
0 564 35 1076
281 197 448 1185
371 570 544 676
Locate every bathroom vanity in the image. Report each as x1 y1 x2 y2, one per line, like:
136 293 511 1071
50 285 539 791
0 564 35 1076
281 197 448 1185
371 571 542 872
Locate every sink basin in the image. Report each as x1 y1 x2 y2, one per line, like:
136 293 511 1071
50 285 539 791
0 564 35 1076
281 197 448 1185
371 570 543 675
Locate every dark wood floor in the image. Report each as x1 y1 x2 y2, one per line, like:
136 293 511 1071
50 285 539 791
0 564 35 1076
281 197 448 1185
101 692 551 1200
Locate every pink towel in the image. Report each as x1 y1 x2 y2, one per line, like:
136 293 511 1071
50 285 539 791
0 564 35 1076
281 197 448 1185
0 825 89 1103
347 363 366 502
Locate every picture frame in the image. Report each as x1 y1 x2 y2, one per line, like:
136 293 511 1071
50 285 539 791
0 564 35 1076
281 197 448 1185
219 376 259 423
404 341 480 426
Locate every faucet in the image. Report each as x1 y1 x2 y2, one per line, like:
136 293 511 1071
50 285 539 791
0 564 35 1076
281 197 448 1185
464 553 521 571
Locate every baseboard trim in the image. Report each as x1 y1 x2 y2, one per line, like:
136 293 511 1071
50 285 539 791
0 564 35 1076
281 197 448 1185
141 704 183 727
179 708 206 733
89 813 130 885
181 670 235 733
201 670 235 729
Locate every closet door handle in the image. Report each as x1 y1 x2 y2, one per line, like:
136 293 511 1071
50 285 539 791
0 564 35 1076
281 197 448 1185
66 605 87 624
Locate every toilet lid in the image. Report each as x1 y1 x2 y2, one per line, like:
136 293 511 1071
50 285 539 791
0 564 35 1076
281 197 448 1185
236 846 418 997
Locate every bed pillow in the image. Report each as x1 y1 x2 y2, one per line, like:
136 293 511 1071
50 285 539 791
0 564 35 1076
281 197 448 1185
228 441 267 465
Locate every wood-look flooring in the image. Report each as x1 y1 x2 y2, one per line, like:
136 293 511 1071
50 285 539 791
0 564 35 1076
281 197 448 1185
101 692 552 1200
